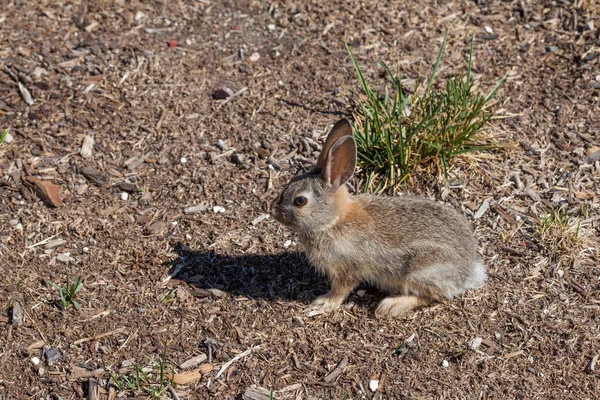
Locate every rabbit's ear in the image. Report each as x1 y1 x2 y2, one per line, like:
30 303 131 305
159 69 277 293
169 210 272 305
317 119 353 169
321 135 357 188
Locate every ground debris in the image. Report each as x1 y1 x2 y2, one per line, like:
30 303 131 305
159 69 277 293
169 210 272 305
80 167 109 186
11 302 24 327
179 353 208 369
25 176 63 207
323 357 348 383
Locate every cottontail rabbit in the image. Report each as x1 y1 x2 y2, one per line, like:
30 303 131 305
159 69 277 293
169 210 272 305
271 119 486 317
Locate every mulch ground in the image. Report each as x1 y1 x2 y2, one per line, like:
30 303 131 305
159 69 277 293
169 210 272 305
1 0 599 399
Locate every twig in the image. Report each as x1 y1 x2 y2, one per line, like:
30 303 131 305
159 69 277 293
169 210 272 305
168 385 181 400
73 327 127 345
217 87 248 109
323 357 348 383
28 235 58 249
215 345 260 380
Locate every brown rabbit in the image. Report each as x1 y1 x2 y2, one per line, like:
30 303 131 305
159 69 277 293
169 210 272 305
271 119 486 317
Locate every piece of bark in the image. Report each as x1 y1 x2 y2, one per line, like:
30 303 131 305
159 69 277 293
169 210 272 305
80 167 108 187
25 176 63 207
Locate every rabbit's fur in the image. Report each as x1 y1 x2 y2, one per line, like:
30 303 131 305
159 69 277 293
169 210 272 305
271 119 486 317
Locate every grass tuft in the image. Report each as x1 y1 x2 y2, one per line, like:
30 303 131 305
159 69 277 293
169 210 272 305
537 206 583 253
346 34 506 193
0 128 9 145
50 277 83 309
109 341 174 397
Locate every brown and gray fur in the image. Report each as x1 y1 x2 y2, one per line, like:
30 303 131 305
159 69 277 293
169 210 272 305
271 119 486 318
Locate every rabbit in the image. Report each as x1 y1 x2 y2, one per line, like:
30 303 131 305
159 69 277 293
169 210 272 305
270 118 487 318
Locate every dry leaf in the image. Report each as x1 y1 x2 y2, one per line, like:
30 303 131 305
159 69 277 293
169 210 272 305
26 176 64 207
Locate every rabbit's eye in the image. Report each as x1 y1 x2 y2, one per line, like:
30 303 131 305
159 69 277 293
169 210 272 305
293 196 308 207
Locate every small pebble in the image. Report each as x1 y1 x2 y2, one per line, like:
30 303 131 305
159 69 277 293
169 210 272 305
283 240 292 248
138 191 152 206
369 380 379 392
120 192 129 201
484 25 494 34
546 45 559 52
441 360 449 368
138 307 146 313
83 247 89 253
249 52 260 62
217 139 229 151
213 205 226 213
495 332 502 340
267 24 276 30
9 219 19 226
180 157 187 164
469 337 483 351
4 132 14 144
559 293 568 301
232 153 245 165
44 347 61 364
30 357 40 366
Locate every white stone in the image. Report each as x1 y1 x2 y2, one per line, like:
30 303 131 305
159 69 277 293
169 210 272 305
249 52 260 62
283 240 292 248
30 357 40 365
180 157 187 164
4 132 13 144
120 192 129 201
213 205 226 213
369 380 379 392
441 360 449 368
469 337 483 351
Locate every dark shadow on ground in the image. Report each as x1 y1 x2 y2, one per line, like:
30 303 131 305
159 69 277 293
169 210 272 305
165 242 330 303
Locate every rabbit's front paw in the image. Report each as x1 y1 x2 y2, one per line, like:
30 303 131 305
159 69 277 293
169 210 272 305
376 295 421 318
307 292 343 316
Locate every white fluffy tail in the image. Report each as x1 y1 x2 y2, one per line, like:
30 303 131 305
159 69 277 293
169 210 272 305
464 261 487 290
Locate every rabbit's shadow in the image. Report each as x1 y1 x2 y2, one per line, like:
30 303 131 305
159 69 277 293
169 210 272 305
166 243 331 303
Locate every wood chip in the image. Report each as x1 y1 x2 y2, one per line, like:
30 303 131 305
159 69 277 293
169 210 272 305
69 367 106 380
12 302 24 327
18 81 34 105
44 238 67 249
27 340 46 352
80 167 109 186
172 369 202 385
323 357 348 383
574 192 594 200
25 176 63 207
179 353 208 370
473 200 489 219
87 378 100 400
242 386 272 400
504 350 524 359
80 135 94 158
125 152 151 171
